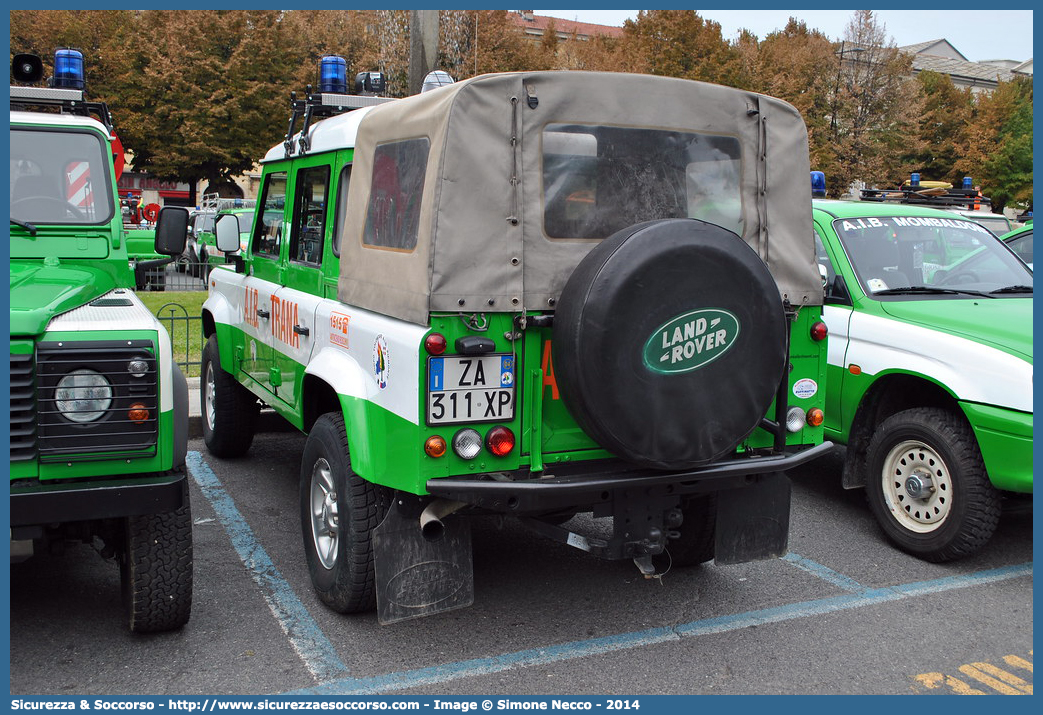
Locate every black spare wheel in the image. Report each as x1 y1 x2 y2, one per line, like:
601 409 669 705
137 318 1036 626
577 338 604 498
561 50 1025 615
553 218 787 470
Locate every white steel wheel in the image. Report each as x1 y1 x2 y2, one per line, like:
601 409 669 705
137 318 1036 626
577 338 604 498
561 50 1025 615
204 361 217 433
308 457 340 570
879 439 953 533
865 407 1001 562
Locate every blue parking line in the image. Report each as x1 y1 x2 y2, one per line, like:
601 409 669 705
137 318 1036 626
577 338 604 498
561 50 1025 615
186 447 1030 694
782 552 867 593
290 561 1032 695
186 451 349 683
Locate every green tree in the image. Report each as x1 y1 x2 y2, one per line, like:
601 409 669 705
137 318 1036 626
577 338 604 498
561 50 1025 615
902 71 973 185
960 76 1033 213
749 19 837 174
826 11 919 196
117 11 303 200
618 11 741 86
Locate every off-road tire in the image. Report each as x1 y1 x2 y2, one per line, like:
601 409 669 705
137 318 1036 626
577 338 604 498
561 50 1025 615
299 413 389 613
120 483 193 633
201 334 258 457
667 493 717 567
865 407 1001 562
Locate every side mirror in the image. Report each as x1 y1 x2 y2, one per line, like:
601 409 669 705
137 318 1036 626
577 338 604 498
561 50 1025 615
154 206 189 256
825 274 852 306
215 214 242 254
818 263 828 289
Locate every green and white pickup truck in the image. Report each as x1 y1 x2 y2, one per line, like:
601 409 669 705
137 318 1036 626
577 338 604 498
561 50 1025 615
201 64 832 623
814 199 1032 561
9 50 192 632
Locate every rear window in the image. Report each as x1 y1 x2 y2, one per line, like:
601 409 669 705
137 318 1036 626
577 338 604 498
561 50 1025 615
541 124 743 240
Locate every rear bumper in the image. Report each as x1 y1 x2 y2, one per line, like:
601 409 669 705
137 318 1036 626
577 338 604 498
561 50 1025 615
9 471 187 527
427 442 833 514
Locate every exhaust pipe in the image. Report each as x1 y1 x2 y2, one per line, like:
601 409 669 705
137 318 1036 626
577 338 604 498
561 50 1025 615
419 499 467 542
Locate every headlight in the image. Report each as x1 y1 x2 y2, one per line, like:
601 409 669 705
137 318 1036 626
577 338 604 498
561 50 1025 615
55 369 113 423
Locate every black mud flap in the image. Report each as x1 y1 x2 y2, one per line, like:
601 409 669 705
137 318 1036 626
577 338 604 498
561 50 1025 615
373 500 474 625
714 473 791 564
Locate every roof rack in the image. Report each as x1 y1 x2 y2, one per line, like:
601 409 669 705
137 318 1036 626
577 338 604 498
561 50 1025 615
199 193 257 212
282 88 394 159
860 177 992 211
10 85 114 133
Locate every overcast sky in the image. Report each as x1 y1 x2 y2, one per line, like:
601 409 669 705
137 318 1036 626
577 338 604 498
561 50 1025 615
533 9 1034 62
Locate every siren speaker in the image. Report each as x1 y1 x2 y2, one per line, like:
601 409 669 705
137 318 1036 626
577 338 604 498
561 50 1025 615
12 54 44 84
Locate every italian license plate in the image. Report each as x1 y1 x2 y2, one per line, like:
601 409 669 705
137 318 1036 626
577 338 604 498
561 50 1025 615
427 354 515 425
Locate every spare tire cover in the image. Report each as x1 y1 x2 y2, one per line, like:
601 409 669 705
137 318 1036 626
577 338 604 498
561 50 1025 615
552 218 787 470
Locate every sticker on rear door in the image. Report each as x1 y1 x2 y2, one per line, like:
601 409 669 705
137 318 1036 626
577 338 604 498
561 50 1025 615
793 377 818 399
643 308 740 374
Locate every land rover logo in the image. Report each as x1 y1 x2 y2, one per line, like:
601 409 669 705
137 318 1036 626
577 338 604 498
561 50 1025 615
643 308 740 374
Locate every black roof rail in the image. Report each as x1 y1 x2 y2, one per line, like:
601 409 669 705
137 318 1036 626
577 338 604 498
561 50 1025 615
10 85 114 133
282 86 394 159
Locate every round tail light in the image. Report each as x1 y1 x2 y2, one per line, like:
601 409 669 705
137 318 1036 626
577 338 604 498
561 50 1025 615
424 435 447 458
452 428 483 460
485 426 515 457
425 332 447 355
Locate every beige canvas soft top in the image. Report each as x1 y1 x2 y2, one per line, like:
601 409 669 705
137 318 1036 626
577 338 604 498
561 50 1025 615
338 71 820 326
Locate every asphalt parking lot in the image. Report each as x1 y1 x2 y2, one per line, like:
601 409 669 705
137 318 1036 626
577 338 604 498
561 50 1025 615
9 431 1033 696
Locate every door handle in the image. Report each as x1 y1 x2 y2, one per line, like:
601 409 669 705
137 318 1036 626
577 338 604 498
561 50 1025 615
293 325 310 337
256 308 270 319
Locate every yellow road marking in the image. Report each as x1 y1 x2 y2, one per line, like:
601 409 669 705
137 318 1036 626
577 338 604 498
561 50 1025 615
915 653 1033 694
1004 655 1033 674
915 673 985 694
958 664 1029 695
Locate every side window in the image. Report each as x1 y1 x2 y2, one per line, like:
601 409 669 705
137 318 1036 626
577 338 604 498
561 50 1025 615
363 138 429 251
290 165 330 266
331 164 351 257
253 172 287 258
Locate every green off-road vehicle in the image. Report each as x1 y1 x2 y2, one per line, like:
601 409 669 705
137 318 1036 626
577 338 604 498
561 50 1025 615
814 198 1032 561
9 50 192 632
202 64 831 623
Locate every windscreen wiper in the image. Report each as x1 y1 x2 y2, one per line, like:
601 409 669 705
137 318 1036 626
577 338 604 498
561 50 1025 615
873 286 995 298
11 217 37 236
989 285 1033 294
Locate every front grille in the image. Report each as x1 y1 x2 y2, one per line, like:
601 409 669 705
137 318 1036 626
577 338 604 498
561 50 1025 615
10 352 38 461
35 341 159 461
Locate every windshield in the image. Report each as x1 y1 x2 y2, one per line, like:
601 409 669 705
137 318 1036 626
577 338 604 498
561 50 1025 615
832 215 1032 296
542 124 743 239
193 212 215 234
228 210 255 234
10 127 115 225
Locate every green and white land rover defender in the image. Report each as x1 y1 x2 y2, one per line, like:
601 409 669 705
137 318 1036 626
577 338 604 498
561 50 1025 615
9 51 192 632
202 66 832 623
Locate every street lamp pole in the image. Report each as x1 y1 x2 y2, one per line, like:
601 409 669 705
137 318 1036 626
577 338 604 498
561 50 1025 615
831 41 864 136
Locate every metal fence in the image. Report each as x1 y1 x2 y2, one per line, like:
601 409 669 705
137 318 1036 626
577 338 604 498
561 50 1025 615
154 301 203 376
137 259 212 293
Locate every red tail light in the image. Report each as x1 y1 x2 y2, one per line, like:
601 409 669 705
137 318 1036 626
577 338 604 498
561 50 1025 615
485 426 515 457
810 321 828 341
425 332 447 355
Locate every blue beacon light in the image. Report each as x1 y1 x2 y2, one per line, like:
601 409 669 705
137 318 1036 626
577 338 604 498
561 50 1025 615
318 55 347 94
53 48 85 91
